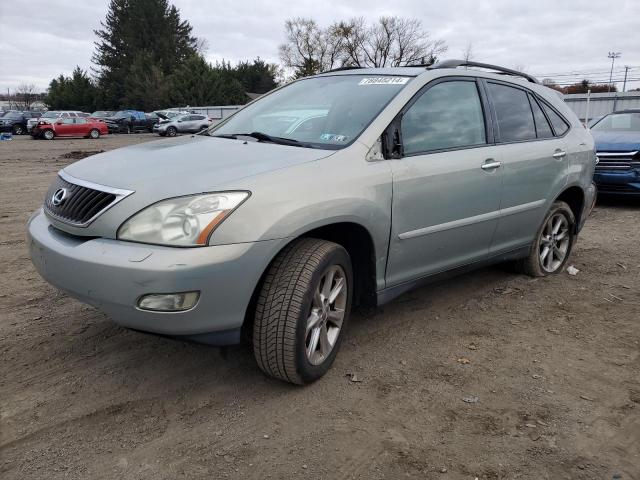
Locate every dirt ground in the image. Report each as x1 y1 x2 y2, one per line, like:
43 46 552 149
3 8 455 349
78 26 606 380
1 133 639 480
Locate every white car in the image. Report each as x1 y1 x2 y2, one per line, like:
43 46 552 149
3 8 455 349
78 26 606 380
153 113 213 137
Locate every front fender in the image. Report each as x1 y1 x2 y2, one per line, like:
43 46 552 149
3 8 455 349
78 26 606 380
211 144 393 287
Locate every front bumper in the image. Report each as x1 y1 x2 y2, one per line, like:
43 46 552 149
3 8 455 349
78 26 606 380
27 209 285 342
594 169 640 195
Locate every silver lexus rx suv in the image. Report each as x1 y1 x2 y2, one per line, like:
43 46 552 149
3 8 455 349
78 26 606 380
28 60 597 384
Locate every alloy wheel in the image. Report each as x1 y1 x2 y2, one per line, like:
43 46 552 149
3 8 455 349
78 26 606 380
539 213 570 273
305 265 347 365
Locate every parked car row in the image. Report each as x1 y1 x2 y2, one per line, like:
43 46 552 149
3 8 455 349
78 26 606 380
0 110 44 135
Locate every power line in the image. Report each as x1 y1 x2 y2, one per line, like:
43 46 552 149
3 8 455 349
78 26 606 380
533 66 639 77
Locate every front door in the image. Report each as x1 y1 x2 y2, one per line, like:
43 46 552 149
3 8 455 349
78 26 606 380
386 78 504 286
55 117 76 136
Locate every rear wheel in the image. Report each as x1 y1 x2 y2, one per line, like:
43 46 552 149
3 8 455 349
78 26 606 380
166 126 177 137
89 129 100 139
253 238 352 385
517 201 576 277
42 129 55 140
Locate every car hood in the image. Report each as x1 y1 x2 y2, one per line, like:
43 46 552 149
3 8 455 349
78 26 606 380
64 135 335 197
592 130 640 152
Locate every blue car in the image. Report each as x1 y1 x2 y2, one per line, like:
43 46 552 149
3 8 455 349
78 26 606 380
591 109 640 195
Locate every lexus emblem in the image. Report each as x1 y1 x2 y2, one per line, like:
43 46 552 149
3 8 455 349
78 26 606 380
51 188 68 206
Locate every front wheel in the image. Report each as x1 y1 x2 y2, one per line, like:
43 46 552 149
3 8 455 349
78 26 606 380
518 201 576 277
89 129 100 139
42 129 55 140
253 238 353 385
12 124 25 135
166 126 177 137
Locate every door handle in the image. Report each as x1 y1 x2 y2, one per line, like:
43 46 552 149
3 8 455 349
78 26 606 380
552 150 567 159
481 159 502 171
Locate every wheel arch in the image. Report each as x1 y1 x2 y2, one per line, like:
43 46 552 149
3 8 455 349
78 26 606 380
242 220 378 338
554 184 585 233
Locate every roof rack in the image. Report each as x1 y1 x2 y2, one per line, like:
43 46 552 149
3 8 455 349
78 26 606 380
321 65 363 74
430 59 540 84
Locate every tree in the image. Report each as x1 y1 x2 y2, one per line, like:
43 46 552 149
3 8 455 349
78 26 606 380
279 18 344 78
92 0 198 108
279 16 447 77
234 58 281 94
46 67 98 111
15 84 37 110
167 56 247 107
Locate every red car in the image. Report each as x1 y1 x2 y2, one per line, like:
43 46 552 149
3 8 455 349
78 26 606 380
32 117 108 140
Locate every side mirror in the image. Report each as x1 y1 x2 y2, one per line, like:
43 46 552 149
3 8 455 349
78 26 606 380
56 120 63 125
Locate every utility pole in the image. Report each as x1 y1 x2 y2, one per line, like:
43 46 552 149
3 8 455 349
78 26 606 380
607 52 621 92
622 65 630 92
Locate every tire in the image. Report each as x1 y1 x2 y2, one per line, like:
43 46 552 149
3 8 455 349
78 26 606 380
42 129 55 140
125 126 131 134
166 126 177 137
12 124 25 135
253 238 353 385
89 129 100 139
517 201 576 277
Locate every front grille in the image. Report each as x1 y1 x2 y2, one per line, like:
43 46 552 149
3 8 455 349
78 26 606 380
44 174 129 227
595 151 638 170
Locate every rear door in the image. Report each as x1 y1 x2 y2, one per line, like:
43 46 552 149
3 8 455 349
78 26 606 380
484 80 569 253
386 78 504 286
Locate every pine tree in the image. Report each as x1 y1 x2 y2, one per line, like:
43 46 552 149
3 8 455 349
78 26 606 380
46 67 97 111
92 0 197 108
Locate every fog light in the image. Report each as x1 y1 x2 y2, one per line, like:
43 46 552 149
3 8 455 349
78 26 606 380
137 291 200 312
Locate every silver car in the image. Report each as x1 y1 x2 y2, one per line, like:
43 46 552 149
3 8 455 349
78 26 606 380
28 60 596 384
153 113 212 136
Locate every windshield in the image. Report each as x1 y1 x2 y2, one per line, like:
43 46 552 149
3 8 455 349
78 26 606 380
210 75 411 149
42 112 59 118
592 112 640 132
92 111 112 117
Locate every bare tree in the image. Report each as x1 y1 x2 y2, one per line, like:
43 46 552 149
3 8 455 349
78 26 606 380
15 84 37 110
279 18 344 78
279 16 447 77
462 42 474 62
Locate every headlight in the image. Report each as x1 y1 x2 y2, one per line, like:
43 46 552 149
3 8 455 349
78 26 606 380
117 192 249 247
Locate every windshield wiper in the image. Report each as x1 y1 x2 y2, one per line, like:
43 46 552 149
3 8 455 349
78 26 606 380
212 131 313 148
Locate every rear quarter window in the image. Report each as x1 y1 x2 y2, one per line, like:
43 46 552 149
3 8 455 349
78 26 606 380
541 103 570 136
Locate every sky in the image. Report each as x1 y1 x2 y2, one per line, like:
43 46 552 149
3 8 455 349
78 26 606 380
1 0 639 93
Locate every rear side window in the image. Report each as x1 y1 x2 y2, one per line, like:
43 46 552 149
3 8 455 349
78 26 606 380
528 95 554 139
75 118 87 124
488 83 536 142
402 80 486 154
541 103 570 136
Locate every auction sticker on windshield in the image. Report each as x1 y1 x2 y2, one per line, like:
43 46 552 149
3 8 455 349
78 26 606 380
358 77 410 86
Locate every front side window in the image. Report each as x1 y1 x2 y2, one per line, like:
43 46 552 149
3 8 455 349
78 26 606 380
62 118 74 124
212 75 411 149
75 118 87 124
401 80 486 154
488 83 537 142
